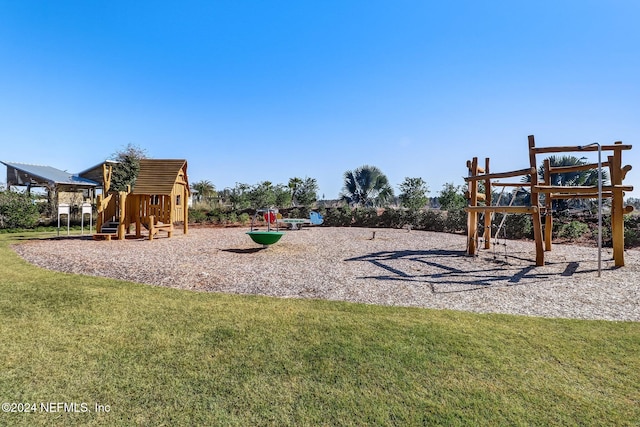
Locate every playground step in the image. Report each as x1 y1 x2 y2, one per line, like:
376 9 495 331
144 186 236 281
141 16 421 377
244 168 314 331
101 222 119 233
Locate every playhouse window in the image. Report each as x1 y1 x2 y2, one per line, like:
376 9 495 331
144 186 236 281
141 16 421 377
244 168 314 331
176 195 181 206
151 195 160 205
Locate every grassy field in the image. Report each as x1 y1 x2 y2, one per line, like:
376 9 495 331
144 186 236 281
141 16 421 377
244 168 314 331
0 232 639 426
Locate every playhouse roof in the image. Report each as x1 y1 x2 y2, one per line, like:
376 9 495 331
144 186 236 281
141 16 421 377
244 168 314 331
1 161 98 188
131 159 189 196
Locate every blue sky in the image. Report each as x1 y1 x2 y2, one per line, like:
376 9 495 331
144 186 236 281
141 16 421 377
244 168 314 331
1 1 639 199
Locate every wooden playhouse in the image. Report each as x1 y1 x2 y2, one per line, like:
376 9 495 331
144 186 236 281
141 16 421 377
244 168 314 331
94 159 190 240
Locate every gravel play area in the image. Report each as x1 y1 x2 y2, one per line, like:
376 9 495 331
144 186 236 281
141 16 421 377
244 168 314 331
12 227 640 321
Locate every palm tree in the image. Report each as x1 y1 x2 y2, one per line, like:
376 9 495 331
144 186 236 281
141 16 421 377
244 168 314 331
340 165 394 207
191 180 216 203
288 177 303 207
540 155 607 187
522 155 609 211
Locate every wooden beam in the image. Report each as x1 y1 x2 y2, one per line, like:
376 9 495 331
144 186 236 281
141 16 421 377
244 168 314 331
533 185 633 194
465 167 534 182
547 192 613 200
548 162 610 173
531 144 632 154
465 191 486 202
466 159 485 174
465 206 539 214
491 182 532 187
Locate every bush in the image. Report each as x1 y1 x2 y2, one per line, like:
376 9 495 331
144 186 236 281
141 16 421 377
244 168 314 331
189 208 207 224
558 220 589 239
623 214 639 247
444 208 467 233
498 214 533 239
238 213 250 226
0 190 39 229
228 212 238 225
418 210 446 232
324 206 352 227
289 208 301 219
352 207 378 227
378 209 406 229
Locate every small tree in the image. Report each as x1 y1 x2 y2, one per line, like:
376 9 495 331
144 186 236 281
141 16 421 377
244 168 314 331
290 177 319 207
438 183 466 210
274 184 292 208
226 183 250 210
399 177 429 212
110 144 148 192
248 181 276 209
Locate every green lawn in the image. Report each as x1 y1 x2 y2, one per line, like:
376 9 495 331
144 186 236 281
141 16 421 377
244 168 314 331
1 232 639 426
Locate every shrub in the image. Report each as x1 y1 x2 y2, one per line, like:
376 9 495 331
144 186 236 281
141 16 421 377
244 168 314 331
238 213 250 226
558 220 589 239
506 214 533 239
444 208 467 233
324 206 352 227
624 214 640 247
378 209 406 229
228 212 238 225
189 208 207 224
352 207 378 227
419 210 446 232
289 208 301 219
0 190 39 229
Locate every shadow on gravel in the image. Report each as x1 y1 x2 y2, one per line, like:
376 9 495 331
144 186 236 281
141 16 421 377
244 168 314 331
221 248 266 254
345 249 597 293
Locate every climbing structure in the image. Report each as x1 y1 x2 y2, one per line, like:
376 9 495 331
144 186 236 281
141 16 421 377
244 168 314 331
465 135 633 266
94 159 190 240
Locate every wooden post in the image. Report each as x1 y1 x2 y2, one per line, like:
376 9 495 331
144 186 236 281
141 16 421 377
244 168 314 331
102 163 112 193
528 135 544 266
96 194 103 233
484 157 491 249
118 191 127 240
134 195 142 238
543 158 553 251
610 144 625 266
148 215 155 241
467 157 479 256
183 185 189 235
